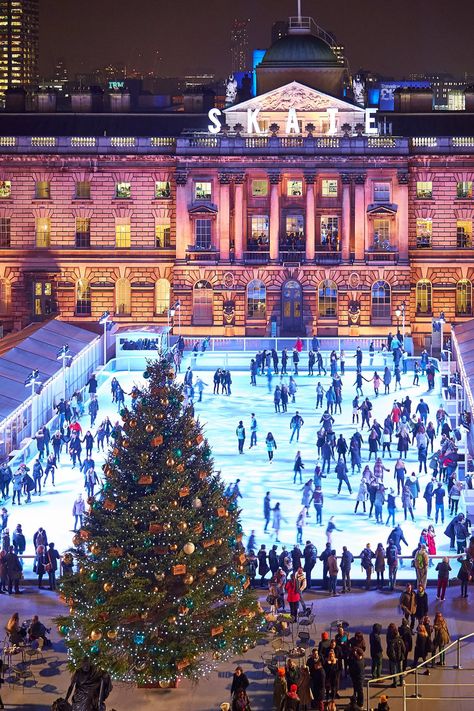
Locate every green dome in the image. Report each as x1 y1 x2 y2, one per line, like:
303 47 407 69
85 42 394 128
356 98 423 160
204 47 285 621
262 33 338 66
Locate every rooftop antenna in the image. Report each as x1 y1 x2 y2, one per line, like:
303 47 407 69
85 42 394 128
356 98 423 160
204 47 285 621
297 0 302 23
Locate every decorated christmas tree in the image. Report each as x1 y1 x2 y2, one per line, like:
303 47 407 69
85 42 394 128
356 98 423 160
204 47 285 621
58 357 264 685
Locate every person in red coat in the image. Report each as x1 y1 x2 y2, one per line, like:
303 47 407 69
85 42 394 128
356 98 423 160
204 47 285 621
295 338 303 353
285 571 301 622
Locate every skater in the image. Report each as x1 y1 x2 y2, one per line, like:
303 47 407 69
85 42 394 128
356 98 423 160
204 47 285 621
290 412 304 443
236 421 246 454
265 432 277 462
293 451 305 484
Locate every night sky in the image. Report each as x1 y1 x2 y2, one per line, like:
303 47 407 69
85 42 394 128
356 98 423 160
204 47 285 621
40 0 474 79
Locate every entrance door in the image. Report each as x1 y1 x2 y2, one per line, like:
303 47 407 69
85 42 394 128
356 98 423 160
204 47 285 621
33 280 54 319
281 280 303 334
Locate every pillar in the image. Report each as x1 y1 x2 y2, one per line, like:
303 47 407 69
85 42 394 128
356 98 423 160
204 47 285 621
269 172 281 262
233 173 245 261
341 174 352 262
397 171 409 262
305 173 316 262
218 172 230 261
354 173 366 262
175 171 190 261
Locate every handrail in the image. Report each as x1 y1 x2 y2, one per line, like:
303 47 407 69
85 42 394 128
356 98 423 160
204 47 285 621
366 632 474 711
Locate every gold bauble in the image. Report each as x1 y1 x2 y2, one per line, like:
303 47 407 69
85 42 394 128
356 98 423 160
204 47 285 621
212 651 221 660
207 566 217 576
72 535 82 546
90 544 101 556
163 523 171 531
79 567 86 575
157 413 165 421
122 439 130 448
106 630 118 640
130 561 139 570
145 424 154 433
185 440 193 448
150 503 159 512
140 452 149 463
169 543 178 552
183 542 195 555
90 629 102 641
154 571 165 582
171 500 178 508
129 419 138 428
178 521 188 531
167 616 177 624
103 582 114 593
184 573 194 585
112 448 119 456
166 458 175 467
217 538 224 545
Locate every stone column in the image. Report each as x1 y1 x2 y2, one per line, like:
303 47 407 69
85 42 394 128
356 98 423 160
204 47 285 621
354 173 367 262
233 173 245 262
269 172 281 262
305 173 316 262
175 171 189 261
218 172 230 261
341 174 352 262
397 171 409 262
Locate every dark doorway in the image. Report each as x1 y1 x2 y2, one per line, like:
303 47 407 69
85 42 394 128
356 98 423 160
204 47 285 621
281 280 303 334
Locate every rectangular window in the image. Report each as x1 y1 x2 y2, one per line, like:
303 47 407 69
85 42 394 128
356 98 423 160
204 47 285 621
249 215 269 248
155 218 171 248
283 215 304 248
35 218 51 247
373 182 391 202
320 215 339 249
416 181 432 199
35 181 51 199
373 219 391 249
416 218 432 248
115 182 131 199
457 220 472 248
251 179 268 197
34 281 53 317
194 181 212 201
287 179 303 197
75 218 91 248
75 181 91 199
0 217 11 247
0 180 11 198
195 219 212 249
457 181 473 199
115 221 131 248
321 179 338 198
155 181 171 199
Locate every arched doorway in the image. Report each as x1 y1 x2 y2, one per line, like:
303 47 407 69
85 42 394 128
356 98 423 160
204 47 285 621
193 280 213 325
281 280 303 334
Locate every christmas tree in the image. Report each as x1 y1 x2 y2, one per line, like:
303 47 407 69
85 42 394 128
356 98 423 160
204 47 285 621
58 357 264 685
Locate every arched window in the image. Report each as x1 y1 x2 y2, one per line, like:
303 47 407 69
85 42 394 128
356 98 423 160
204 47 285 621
0 278 10 314
318 279 337 318
456 279 472 316
76 278 91 315
416 279 432 314
155 278 170 315
193 280 213 325
115 278 131 316
247 279 266 319
371 280 391 320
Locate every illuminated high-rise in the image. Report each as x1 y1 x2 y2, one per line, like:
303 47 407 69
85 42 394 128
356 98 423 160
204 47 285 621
0 0 39 96
230 18 250 73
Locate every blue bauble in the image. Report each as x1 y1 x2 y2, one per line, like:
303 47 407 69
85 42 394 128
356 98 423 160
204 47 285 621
228 536 236 547
143 371 151 379
134 632 145 645
90 643 100 654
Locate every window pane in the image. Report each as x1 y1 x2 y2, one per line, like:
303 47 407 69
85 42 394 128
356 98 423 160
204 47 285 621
0 217 11 247
75 181 90 199
287 180 303 197
457 280 472 315
318 279 337 317
155 279 170 314
0 180 11 198
249 215 269 248
76 280 91 315
373 219 391 249
373 182 390 202
416 218 432 247
76 218 91 248
457 181 472 199
251 179 268 197
195 219 211 249
321 179 338 198
155 181 171 199
371 280 391 318
416 280 432 314
35 181 50 199
116 182 131 199
116 279 131 315
416 181 432 199
457 220 472 248
194 181 212 201
155 219 171 248
320 215 339 249
247 279 266 319
115 222 131 248
36 218 51 247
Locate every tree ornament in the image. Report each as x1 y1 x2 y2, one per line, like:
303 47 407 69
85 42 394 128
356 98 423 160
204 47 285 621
129 419 138 428
90 571 99 582
154 572 165 582
175 448 182 458
143 370 151 379
133 632 145 645
90 643 100 654
177 521 188 531
150 503 159 512
207 566 217 576
95 594 106 605
183 542 195 555
166 457 175 467
58 625 70 636
103 582 114 592
145 423 154 433
90 629 102 641
111 559 121 569
107 630 118 640
171 500 178 508
169 543 178 552
72 534 82 546
167 616 177 624
192 498 202 509
129 561 139 570
183 573 194 585
122 439 130 448
140 452 150 463
90 544 101 556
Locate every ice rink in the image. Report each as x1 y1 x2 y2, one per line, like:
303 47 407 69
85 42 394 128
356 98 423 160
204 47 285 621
6 348 465 581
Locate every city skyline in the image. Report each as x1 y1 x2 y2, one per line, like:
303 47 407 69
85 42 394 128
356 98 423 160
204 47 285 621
38 0 474 79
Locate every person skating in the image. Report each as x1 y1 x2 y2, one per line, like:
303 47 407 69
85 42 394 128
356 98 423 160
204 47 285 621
236 421 246 454
290 412 304 443
249 413 258 448
336 456 352 495
265 432 277 462
293 451 304 484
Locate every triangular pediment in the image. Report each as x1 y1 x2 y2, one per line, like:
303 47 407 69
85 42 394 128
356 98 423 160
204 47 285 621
225 81 364 114
367 203 398 215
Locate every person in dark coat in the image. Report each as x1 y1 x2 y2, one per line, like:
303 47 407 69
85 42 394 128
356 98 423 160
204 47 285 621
45 542 60 591
86 374 98 395
230 666 249 697
34 543 46 589
348 646 365 708
65 658 112 711
369 623 383 679
398 618 413 671
4 546 22 594
257 545 269 587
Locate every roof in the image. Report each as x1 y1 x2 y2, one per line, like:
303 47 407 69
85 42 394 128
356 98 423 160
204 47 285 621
0 320 100 422
261 33 338 66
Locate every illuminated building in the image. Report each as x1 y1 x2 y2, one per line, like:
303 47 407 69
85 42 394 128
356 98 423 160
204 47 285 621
0 0 39 97
230 18 250 74
0 9 474 347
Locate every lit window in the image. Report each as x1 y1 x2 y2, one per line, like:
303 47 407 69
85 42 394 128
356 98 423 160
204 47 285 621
416 279 432 314
115 278 131 316
283 215 304 246
371 280 391 320
76 279 91 315
320 215 339 249
448 91 465 111
457 220 472 248
116 182 131 199
373 219 391 249
36 218 51 247
0 217 11 247
247 279 266 319
0 278 10 314
193 280 213 325
194 181 212 201
321 179 338 198
416 218 432 248
318 279 338 317
416 181 432 199
0 180 11 198
115 221 131 248
195 219 212 249
35 181 51 199
155 218 171 248
155 278 170 315
287 180 303 197
251 179 268 197
457 181 472 199
76 218 91 248
75 181 90 199
155 181 171 199
456 280 472 315
249 215 269 247
373 182 391 202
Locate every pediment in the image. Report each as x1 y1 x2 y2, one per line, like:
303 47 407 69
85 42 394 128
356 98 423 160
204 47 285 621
367 203 398 215
225 81 363 114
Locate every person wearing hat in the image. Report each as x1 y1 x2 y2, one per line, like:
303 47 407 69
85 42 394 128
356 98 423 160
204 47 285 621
273 668 287 710
377 695 390 711
280 683 300 711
